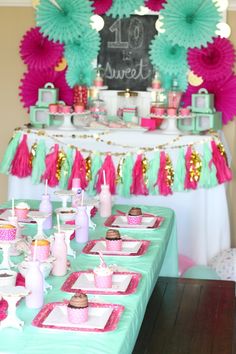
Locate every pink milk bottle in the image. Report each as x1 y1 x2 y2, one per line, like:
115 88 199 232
72 178 83 207
25 260 44 309
99 184 112 217
51 232 67 276
75 206 89 243
39 194 53 230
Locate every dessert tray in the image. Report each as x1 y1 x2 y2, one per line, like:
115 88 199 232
82 239 150 256
32 301 124 332
104 215 164 230
61 271 141 295
0 209 37 224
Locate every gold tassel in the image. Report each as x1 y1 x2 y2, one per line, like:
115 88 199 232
142 155 149 185
165 154 174 186
85 155 92 181
116 157 124 184
189 150 202 182
29 142 38 167
56 149 66 180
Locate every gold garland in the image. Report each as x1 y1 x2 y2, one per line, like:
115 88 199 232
189 150 202 182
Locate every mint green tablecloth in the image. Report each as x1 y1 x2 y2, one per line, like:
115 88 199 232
0 201 178 354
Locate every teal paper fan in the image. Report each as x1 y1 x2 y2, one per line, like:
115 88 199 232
64 28 101 67
149 34 188 75
160 0 221 49
160 70 188 91
36 0 93 44
66 62 95 87
107 0 144 18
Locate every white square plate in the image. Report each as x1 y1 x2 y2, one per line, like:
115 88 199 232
43 305 113 330
72 273 132 293
0 209 34 224
91 240 142 255
112 216 157 229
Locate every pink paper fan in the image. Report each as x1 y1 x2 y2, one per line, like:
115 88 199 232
182 75 236 125
91 0 112 14
20 27 64 71
188 36 235 82
19 68 73 110
144 0 166 11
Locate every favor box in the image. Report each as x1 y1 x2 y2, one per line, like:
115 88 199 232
37 82 58 108
30 106 50 127
177 115 195 132
191 88 214 113
123 108 138 123
195 112 222 132
141 118 160 130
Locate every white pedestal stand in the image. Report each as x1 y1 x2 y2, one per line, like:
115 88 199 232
0 240 17 269
0 286 29 330
159 116 182 135
54 190 75 208
27 211 51 240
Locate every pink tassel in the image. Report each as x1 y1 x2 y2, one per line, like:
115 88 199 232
184 146 198 190
211 140 232 183
41 144 59 187
96 155 116 194
130 154 149 195
68 150 88 190
156 151 172 196
11 134 32 177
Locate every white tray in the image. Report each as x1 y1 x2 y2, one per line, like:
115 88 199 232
91 240 142 255
112 216 157 229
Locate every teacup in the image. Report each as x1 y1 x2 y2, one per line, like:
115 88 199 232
167 108 177 116
49 104 58 114
179 107 191 116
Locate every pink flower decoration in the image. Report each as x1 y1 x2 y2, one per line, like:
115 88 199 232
19 68 73 110
91 0 112 14
182 74 236 125
20 27 64 71
144 0 166 11
188 36 235 82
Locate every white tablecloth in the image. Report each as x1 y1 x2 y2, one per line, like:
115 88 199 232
7 127 231 265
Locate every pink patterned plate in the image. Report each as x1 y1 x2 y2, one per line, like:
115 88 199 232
61 271 142 295
0 208 37 224
104 215 164 229
32 301 124 332
82 239 150 256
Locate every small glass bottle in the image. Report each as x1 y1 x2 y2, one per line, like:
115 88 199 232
25 260 44 309
72 178 82 208
168 78 183 109
51 232 67 276
152 71 161 89
99 184 112 218
39 194 52 230
75 206 89 243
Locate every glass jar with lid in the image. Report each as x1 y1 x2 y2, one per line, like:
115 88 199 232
89 98 107 122
117 89 139 123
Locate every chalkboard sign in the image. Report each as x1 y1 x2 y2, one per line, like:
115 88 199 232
98 15 158 91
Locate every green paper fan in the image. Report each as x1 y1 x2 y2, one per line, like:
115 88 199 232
160 70 188 91
149 34 188 75
36 0 93 44
107 0 144 18
66 62 95 87
64 28 101 67
160 0 221 49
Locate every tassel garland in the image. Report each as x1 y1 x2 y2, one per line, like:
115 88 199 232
41 144 59 187
96 154 116 194
211 140 232 184
68 150 88 190
156 151 173 196
11 134 32 178
130 154 149 195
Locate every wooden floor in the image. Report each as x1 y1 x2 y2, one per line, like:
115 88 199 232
133 277 236 354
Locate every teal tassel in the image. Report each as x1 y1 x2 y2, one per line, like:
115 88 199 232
0 131 22 175
32 139 46 185
87 152 102 196
199 143 217 188
59 146 73 190
117 153 134 198
173 147 185 192
147 152 160 195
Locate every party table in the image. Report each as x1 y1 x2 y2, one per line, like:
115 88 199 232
0 200 178 354
3 127 231 264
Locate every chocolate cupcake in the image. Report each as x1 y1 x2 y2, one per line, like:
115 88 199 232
67 293 88 324
105 229 122 251
127 207 143 225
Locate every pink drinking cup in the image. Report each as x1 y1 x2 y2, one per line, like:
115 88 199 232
167 108 177 116
94 273 113 288
31 240 50 261
105 238 122 251
15 208 29 219
49 104 58 114
62 105 71 114
74 104 85 113
179 107 191 116
127 215 142 225
67 306 88 324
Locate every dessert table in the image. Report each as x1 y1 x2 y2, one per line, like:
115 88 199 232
5 127 231 265
0 200 178 354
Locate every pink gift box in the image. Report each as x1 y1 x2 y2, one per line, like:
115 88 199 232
141 118 160 130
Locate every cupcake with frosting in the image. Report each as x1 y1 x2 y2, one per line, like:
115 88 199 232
94 256 113 288
67 292 88 324
15 202 30 219
105 229 122 251
127 207 142 225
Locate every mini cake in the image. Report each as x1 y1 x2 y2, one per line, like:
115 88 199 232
127 207 142 225
31 239 50 261
15 202 30 219
94 262 113 288
0 270 17 287
0 223 17 241
105 229 122 251
67 292 89 324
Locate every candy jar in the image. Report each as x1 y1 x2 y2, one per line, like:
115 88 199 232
94 65 104 87
51 232 67 276
75 206 89 243
39 194 53 230
99 184 112 218
25 260 44 309
90 98 107 122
